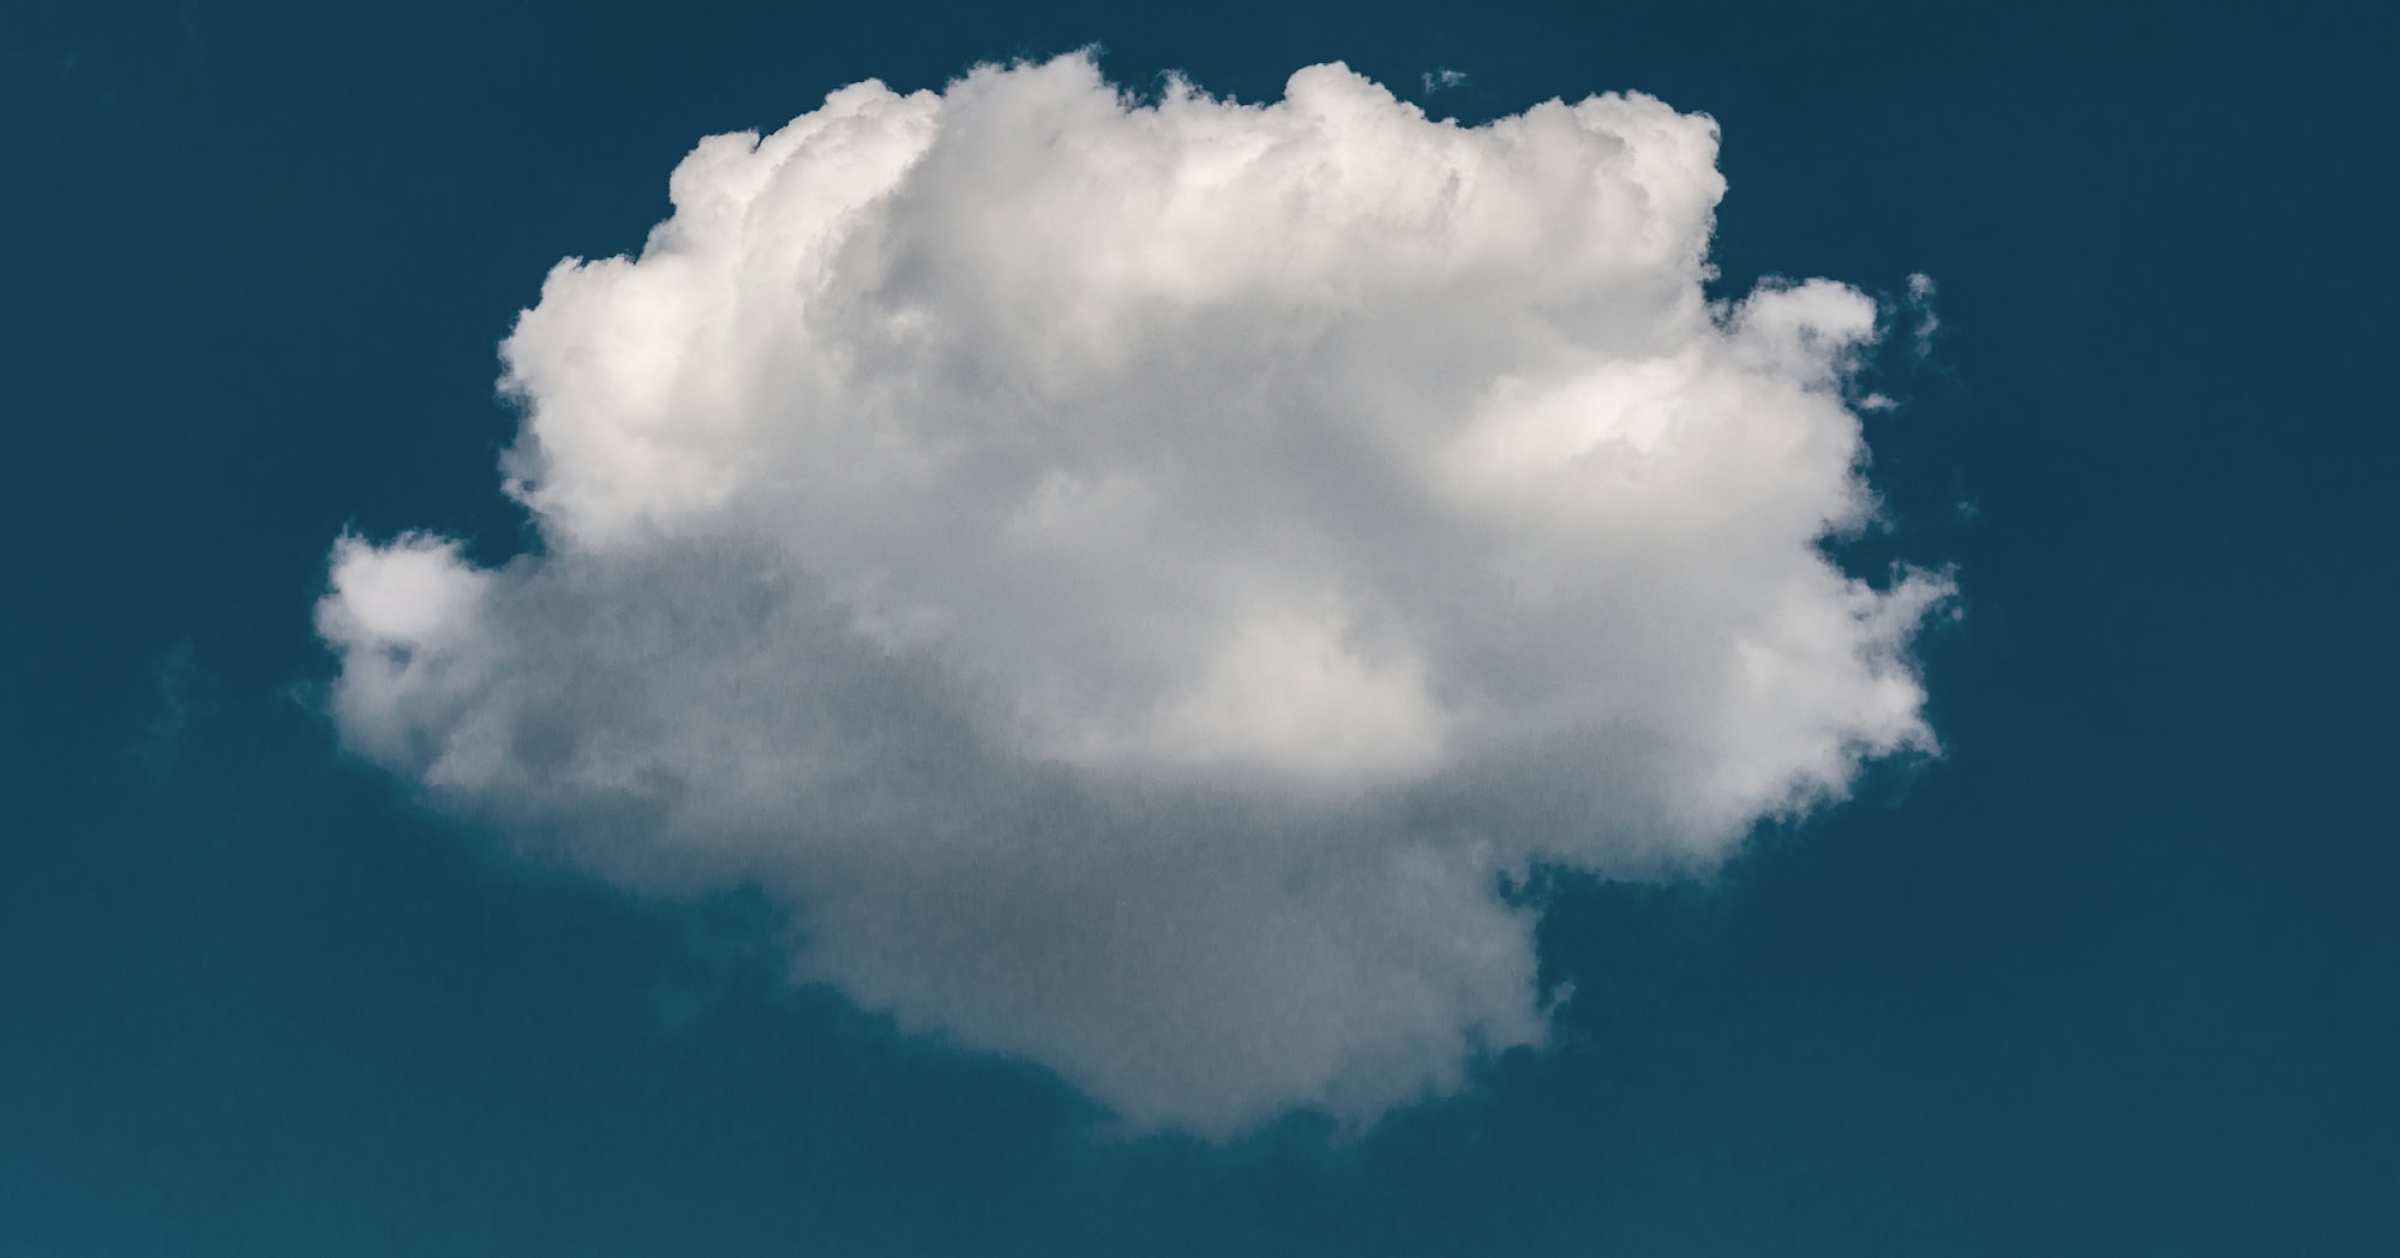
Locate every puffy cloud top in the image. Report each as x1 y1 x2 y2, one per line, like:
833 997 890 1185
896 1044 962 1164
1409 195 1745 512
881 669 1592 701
318 54 1949 1136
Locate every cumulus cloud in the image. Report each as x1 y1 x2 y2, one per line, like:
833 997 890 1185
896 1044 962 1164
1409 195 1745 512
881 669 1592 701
316 54 1950 1137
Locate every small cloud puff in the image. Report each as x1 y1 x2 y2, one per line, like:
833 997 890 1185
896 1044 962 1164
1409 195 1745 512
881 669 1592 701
317 54 1950 1138
1906 271 1941 358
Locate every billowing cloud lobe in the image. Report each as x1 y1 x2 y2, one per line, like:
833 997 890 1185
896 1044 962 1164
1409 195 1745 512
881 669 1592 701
319 55 1948 1136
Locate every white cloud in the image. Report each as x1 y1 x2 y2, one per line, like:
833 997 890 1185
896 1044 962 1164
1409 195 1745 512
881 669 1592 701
316 54 1951 1137
1906 270 1941 357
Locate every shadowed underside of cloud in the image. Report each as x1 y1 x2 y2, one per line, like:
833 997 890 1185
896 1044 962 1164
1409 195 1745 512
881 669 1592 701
316 53 1950 1137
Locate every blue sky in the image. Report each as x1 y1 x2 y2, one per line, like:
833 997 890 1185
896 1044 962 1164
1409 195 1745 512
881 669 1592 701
4 0 2396 1254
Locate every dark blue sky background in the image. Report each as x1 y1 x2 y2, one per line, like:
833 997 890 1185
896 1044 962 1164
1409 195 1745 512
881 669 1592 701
4 0 2395 1253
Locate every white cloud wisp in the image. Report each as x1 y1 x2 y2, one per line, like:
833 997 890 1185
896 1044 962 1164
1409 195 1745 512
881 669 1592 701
318 54 1949 1137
